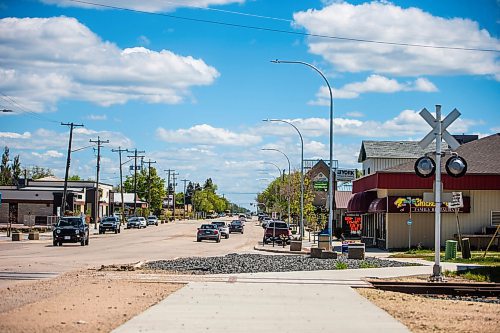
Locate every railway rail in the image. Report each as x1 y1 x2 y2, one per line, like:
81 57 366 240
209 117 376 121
367 280 500 297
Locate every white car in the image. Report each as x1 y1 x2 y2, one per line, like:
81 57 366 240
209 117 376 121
211 221 230 239
147 215 159 226
127 216 147 229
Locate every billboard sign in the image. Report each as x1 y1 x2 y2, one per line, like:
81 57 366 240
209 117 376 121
336 169 356 181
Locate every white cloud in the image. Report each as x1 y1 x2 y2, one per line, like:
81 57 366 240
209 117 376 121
0 17 219 111
293 2 500 79
0 131 31 139
309 75 438 104
87 114 107 121
156 124 262 146
41 0 245 12
32 150 64 159
345 111 364 118
137 35 150 46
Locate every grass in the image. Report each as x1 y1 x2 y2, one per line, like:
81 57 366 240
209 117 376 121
389 249 500 266
444 268 499 282
335 262 348 270
359 261 377 269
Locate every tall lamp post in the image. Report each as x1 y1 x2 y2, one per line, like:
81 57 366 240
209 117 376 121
263 118 304 239
262 161 287 221
271 59 335 249
261 149 292 227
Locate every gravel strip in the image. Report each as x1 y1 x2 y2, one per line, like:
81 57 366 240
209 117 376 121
145 253 419 275
421 294 500 304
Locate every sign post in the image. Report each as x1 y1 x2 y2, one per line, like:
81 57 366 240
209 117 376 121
449 192 464 250
418 105 461 281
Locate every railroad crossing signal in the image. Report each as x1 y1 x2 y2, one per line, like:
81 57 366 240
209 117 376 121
419 108 461 150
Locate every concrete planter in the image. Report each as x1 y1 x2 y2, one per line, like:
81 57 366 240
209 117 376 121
348 243 365 260
321 251 337 259
310 247 323 258
12 232 22 241
289 240 302 252
28 232 40 240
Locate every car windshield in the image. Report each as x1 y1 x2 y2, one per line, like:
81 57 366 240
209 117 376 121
201 225 215 229
103 217 115 222
128 217 138 221
212 222 225 227
231 221 241 225
58 218 81 227
148 216 156 219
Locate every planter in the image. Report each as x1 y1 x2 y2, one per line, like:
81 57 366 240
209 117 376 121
12 232 22 241
289 240 302 252
321 251 337 259
28 232 40 240
310 247 323 258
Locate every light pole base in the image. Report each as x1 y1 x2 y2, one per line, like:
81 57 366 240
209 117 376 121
429 264 445 282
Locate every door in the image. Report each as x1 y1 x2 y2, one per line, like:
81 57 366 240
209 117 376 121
9 203 18 224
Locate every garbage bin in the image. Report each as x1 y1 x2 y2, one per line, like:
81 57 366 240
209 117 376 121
318 234 331 250
444 240 458 260
461 238 471 259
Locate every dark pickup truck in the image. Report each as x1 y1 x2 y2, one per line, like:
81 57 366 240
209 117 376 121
263 221 291 245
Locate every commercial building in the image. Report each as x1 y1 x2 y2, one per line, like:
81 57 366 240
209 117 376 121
348 134 500 250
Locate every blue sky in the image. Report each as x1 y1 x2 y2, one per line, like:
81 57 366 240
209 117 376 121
0 0 499 209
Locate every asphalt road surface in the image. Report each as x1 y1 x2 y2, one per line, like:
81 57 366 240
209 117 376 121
0 217 262 288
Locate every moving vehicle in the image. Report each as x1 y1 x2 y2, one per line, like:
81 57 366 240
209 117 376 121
263 221 291 245
229 220 244 234
99 216 120 234
127 216 147 229
53 216 89 246
197 224 221 242
147 215 159 226
211 221 230 239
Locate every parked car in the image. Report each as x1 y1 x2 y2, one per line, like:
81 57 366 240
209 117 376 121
211 221 230 239
229 220 244 234
261 217 272 228
147 215 159 226
53 216 89 246
99 216 120 234
197 224 221 242
127 216 147 229
263 221 291 245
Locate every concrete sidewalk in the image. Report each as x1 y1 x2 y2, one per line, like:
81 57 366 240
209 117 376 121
112 262 450 333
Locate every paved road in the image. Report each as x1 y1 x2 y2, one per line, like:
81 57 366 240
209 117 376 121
0 218 262 288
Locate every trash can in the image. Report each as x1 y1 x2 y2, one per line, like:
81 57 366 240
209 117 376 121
318 235 331 250
461 238 471 259
444 240 458 260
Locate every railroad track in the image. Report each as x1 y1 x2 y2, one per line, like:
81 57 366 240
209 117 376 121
367 280 500 297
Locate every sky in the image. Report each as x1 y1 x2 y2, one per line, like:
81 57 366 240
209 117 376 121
0 0 499 209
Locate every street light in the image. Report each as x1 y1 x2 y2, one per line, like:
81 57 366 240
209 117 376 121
261 148 291 228
271 59 336 250
263 118 304 239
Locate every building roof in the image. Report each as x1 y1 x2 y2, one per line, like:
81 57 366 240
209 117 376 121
358 140 447 162
384 133 500 174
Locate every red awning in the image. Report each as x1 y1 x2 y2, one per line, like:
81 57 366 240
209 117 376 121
368 197 387 213
347 191 377 213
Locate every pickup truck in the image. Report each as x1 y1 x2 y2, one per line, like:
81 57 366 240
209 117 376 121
263 221 291 245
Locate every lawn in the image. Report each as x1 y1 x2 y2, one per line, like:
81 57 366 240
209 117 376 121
389 249 500 266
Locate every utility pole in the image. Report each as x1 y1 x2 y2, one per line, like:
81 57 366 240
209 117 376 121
89 136 109 229
61 122 84 216
111 147 129 225
165 169 174 218
127 149 145 216
181 179 190 220
144 159 157 215
172 172 179 220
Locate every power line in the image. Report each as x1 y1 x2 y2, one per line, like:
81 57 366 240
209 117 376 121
0 92 60 124
67 0 499 53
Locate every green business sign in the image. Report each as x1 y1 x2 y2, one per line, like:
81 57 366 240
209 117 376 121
313 181 328 191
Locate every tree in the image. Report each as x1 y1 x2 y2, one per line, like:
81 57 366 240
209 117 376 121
123 167 166 215
12 155 21 185
30 166 54 179
0 146 12 185
68 175 82 181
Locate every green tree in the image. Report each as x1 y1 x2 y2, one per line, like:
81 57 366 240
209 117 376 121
30 166 54 179
123 167 165 215
0 146 12 185
68 175 82 181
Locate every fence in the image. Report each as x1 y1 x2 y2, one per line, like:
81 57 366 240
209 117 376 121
22 215 58 228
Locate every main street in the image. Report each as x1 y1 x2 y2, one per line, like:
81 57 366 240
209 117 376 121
0 217 262 288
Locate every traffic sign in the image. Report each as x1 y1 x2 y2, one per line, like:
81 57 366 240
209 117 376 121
448 192 463 209
418 108 461 150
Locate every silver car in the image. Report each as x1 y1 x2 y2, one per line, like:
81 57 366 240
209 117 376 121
211 221 230 239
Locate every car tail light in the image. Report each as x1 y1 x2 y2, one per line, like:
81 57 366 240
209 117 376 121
197 230 202 234
214 230 218 235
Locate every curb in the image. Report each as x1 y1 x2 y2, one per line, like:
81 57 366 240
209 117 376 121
253 245 310 255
